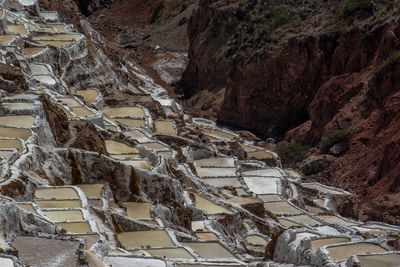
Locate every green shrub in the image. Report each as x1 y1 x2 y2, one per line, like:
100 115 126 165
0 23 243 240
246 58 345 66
277 142 309 167
320 129 355 154
375 51 400 76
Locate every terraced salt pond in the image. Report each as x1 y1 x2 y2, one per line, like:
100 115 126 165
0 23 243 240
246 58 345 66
326 243 387 261
181 242 236 259
21 47 45 57
124 130 152 143
122 160 152 170
34 200 81 208
44 210 84 221
57 221 92 233
357 253 400 267
145 248 195 259
317 215 356 226
202 178 242 188
6 24 27 35
196 232 218 240
195 158 235 168
76 184 103 198
0 35 16 45
117 230 174 249
154 121 176 135
104 107 145 118
286 214 322 226
35 40 74 47
0 115 35 128
192 193 233 215
123 202 152 219
2 102 34 111
0 139 23 151
33 34 81 41
105 140 139 155
243 168 282 177
59 97 81 108
35 187 79 199
278 218 302 228
76 89 99 103
263 201 302 216
12 236 81 267
71 107 95 117
310 237 350 253
246 235 269 246
248 150 276 160
18 203 37 214
196 167 237 178
114 118 145 127
243 177 280 194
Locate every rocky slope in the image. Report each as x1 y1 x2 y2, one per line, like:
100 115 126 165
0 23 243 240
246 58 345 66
178 0 400 224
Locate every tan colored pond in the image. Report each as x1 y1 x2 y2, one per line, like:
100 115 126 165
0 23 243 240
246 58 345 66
200 128 235 139
36 40 73 47
202 178 242 188
60 97 81 107
317 215 355 226
122 160 152 170
123 202 152 219
248 150 275 160
35 187 79 199
192 193 232 215
21 47 45 57
57 221 92 233
117 230 174 249
76 184 103 198
7 24 26 35
76 90 98 103
196 232 218 241
124 130 152 143
327 243 387 261
105 140 139 154
111 154 140 159
196 167 237 178
35 200 81 209
18 203 37 214
310 237 350 253
52 24 66 32
278 218 302 228
158 151 173 157
246 235 269 246
33 34 81 41
263 201 302 216
44 210 84 221
0 35 16 45
154 121 176 135
195 158 235 168
286 215 322 226
104 107 145 118
295 233 318 244
88 199 103 208
0 115 35 128
145 248 195 259
0 139 23 151
26 23 40 31
357 253 400 267
114 118 145 127
41 26 55 33
181 242 236 259
71 107 95 117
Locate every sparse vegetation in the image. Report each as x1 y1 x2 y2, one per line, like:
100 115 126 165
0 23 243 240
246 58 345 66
341 0 374 18
277 142 310 167
374 51 400 77
320 129 355 154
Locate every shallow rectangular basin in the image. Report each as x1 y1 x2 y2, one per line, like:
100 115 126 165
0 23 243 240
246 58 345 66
35 200 81 209
117 230 174 249
0 115 35 128
196 167 237 178
192 193 232 215
123 202 152 219
76 184 103 198
264 201 302 216
57 221 92 233
181 242 236 259
154 121 176 135
310 237 350 253
145 248 195 259
35 187 79 199
244 177 280 195
71 107 95 117
105 140 139 154
202 178 242 188
44 210 84 221
194 158 235 168
0 139 23 151
114 118 145 127
327 243 387 261
76 90 98 103
104 107 145 118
